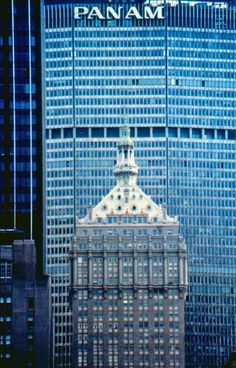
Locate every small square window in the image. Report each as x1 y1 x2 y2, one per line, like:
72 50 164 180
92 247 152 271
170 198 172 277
51 129 61 139
153 127 165 138
168 128 178 138
180 128 189 138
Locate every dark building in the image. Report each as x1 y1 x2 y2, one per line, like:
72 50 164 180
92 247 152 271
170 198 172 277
0 2 50 365
0 0 44 270
0 229 50 367
70 127 187 367
224 353 236 368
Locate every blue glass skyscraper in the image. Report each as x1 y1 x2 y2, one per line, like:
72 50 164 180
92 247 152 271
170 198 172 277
0 1 50 366
0 0 43 268
43 0 236 366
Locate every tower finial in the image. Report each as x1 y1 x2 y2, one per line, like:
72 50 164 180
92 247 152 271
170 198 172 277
120 123 131 141
124 114 129 128
113 125 138 186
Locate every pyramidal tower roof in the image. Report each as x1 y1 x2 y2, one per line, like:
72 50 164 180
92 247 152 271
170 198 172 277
78 125 177 225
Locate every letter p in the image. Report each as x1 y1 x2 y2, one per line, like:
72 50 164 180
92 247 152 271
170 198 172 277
74 7 89 19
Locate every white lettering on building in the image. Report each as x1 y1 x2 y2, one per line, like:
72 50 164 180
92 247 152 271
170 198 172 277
125 7 143 19
74 6 164 20
87 7 105 20
107 6 123 19
144 6 164 19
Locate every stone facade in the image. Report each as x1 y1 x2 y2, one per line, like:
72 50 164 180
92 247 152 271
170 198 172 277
70 126 187 367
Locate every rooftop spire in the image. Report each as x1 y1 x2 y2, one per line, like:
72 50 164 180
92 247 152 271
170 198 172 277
113 124 138 186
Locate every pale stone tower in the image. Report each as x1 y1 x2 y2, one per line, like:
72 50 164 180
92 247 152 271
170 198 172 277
70 126 187 367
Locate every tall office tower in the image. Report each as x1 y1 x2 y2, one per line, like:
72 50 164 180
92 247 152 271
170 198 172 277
69 126 187 368
0 229 50 367
0 2 50 365
43 0 236 366
0 0 44 269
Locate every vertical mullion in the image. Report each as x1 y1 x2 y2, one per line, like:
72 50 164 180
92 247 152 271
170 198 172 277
11 0 16 228
28 0 33 239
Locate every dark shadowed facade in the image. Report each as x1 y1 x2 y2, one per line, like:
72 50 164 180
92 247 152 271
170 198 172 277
70 127 187 367
0 0 44 271
224 353 236 368
0 1 50 366
0 229 50 368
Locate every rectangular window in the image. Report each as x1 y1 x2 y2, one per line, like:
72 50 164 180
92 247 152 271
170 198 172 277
153 127 165 138
217 129 225 140
91 128 104 138
107 257 118 285
107 127 119 138
28 297 34 310
51 128 61 139
180 128 189 138
169 127 178 138
192 128 202 139
76 127 89 138
137 127 150 138
64 127 73 138
228 130 236 140
205 129 214 139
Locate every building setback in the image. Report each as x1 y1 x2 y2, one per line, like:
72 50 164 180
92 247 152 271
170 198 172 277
43 0 236 366
70 126 187 367
0 229 50 367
